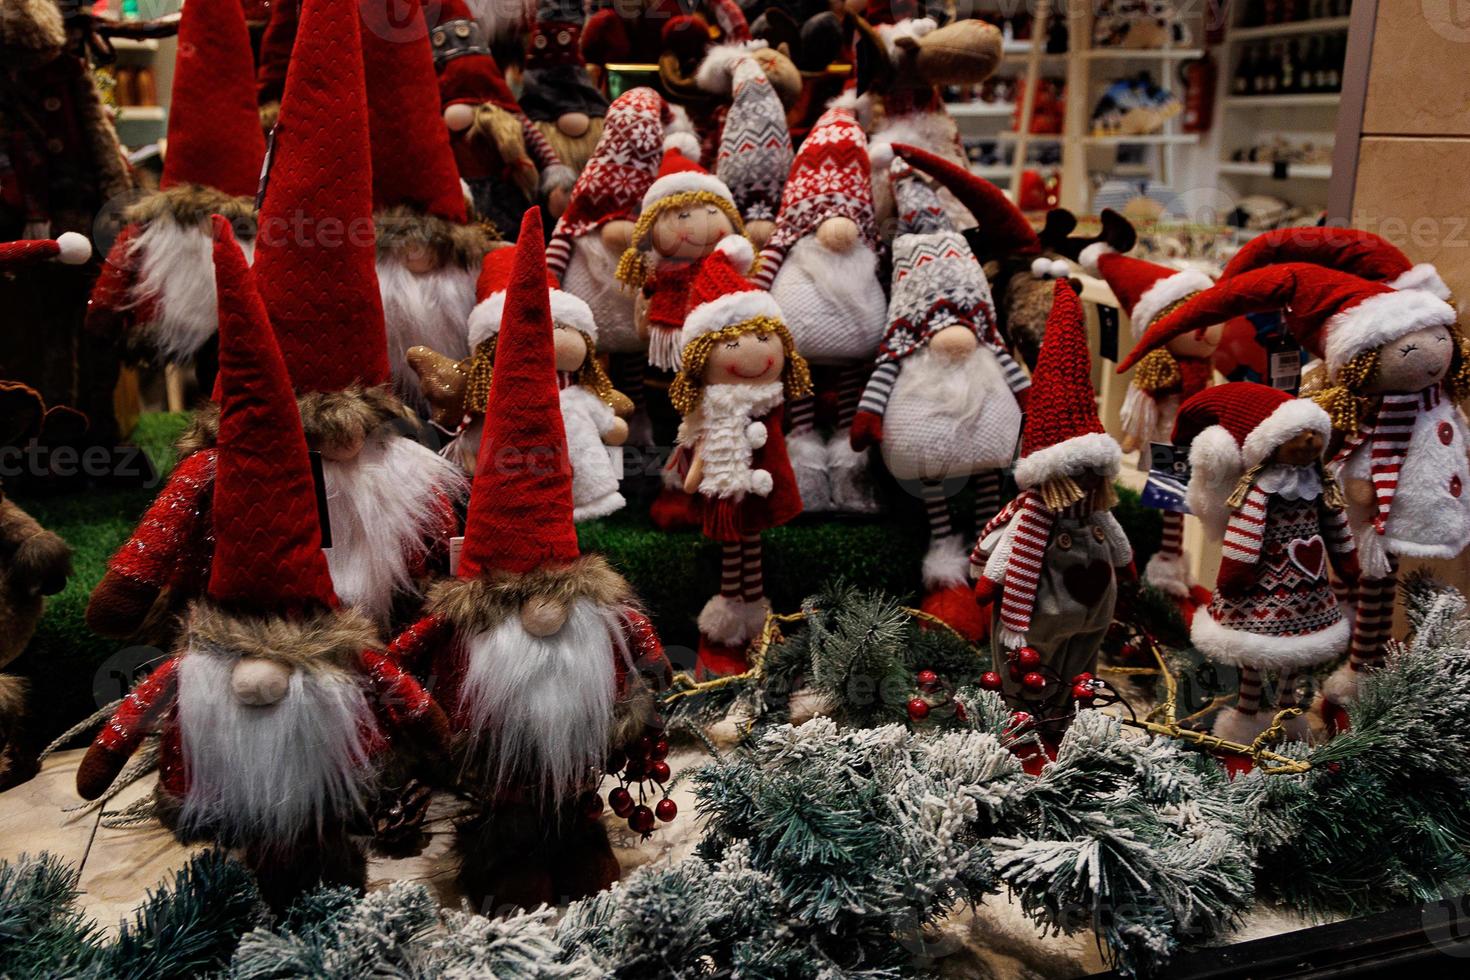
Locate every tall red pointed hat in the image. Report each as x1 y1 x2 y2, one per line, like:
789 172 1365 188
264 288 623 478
360 0 467 223
162 0 266 197
206 215 337 612
253 0 389 393
1221 226 1450 299
459 209 579 578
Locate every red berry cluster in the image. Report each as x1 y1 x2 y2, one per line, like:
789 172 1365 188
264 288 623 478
604 722 676 837
905 668 967 724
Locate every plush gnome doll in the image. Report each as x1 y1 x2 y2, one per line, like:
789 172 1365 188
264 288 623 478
387 211 670 911
972 282 1133 739
1086 241 1217 601
361 0 492 412
547 88 693 439
617 147 748 373
518 0 610 177
670 240 813 676
1173 382 1357 745
87 0 265 366
76 218 450 910
85 0 467 639
752 106 888 514
852 154 1027 641
1120 263 1470 715
427 245 629 520
695 41 795 250
428 0 575 238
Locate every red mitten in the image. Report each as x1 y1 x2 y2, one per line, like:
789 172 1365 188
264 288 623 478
1013 386 1029 412
76 743 127 800
85 571 162 639
973 576 999 604
1116 560 1137 584
850 410 883 451
1215 557 1255 598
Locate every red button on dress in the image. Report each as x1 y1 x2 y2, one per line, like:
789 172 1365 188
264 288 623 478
1440 421 1455 445
1452 475 1463 498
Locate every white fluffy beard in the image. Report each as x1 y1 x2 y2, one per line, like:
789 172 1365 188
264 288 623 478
897 345 1003 422
771 236 887 361
457 598 624 806
324 434 468 625
563 233 640 353
176 652 372 844
132 216 253 362
377 256 476 411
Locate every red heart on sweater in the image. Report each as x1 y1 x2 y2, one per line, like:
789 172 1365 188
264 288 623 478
1289 535 1326 580
1062 560 1113 606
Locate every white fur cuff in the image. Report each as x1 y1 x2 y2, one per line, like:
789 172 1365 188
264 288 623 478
923 534 971 589
1191 610 1349 669
1144 550 1191 599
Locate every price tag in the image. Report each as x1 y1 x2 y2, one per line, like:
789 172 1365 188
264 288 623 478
309 450 332 548
449 536 464 577
1140 442 1192 514
1097 304 1120 362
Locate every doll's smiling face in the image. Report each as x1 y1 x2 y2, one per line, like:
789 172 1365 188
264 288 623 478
1367 325 1456 393
651 204 735 261
705 330 785 385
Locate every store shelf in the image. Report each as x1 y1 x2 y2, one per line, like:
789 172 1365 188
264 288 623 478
1218 160 1332 179
945 102 1016 119
1084 47 1204 61
108 37 159 52
1230 17 1352 41
1083 133 1200 146
970 165 1014 180
115 105 165 121
1224 93 1342 108
995 132 1063 142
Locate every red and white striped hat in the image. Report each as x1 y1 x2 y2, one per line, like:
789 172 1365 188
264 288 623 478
0 233 90 267
1173 382 1329 475
468 246 596 347
1221 227 1450 300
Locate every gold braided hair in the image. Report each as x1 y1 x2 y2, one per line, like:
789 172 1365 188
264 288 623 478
1130 348 1182 395
1227 461 1346 511
614 191 747 290
573 331 620 407
1448 326 1470 402
1040 477 1117 512
463 336 497 414
668 317 813 416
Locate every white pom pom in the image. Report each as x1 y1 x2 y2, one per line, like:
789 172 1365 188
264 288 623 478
715 234 755 270
1078 242 1115 276
749 469 774 496
868 141 895 172
663 130 701 162
1030 256 1051 279
55 232 91 265
745 420 768 449
1049 258 1071 279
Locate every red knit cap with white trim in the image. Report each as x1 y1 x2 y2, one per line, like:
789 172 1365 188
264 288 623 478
1116 262 1456 375
468 246 596 347
679 238 782 350
1089 252 1213 336
1014 281 1119 489
1173 382 1330 471
766 107 877 256
459 209 580 578
640 147 735 212
1221 227 1450 300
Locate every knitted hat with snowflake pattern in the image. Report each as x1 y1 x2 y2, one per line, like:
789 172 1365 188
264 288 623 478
763 107 877 260
207 215 337 613
1014 281 1120 489
468 246 596 347
1221 227 1450 300
252 0 389 394
1086 251 1213 337
0 234 90 266
1173 382 1330 474
697 42 793 224
459 209 579 578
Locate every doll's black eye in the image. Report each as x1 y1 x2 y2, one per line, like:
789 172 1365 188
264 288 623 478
1400 344 1419 356
724 341 740 350
756 334 772 344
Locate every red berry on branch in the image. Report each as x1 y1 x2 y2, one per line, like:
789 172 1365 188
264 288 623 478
608 787 633 817
980 671 1003 691
907 697 931 721
1022 672 1046 692
651 738 670 761
581 791 604 821
954 702 968 722
1072 684 1094 701
1010 711 1032 728
655 798 678 822
1072 672 1093 685
650 760 671 784
630 805 655 834
917 669 939 691
635 735 654 759
624 758 647 782
1017 647 1042 670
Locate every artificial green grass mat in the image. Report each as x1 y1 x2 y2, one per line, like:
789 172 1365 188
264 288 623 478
8 411 1161 742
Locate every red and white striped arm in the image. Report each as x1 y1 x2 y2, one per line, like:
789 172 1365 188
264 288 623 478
1221 483 1269 566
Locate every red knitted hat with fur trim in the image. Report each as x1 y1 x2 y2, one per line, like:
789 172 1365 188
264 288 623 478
162 0 266 197
361 0 468 223
460 210 579 578
1173 381 1330 472
1089 252 1213 336
253 0 390 394
1221 227 1450 299
207 216 337 612
427 0 521 111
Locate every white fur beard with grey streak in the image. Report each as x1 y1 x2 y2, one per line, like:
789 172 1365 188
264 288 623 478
324 434 468 625
458 598 627 806
771 237 887 362
176 652 372 844
881 345 1023 482
131 217 254 362
377 257 476 412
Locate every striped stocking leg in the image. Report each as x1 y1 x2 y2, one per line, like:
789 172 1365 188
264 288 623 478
835 362 867 429
720 541 743 603
787 394 816 436
1236 666 1263 716
1159 511 1184 564
973 470 1003 534
1276 668 1303 711
920 480 955 540
740 533 764 604
1347 559 1399 675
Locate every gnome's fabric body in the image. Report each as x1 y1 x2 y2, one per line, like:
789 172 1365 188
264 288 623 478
1175 383 1357 745
76 218 449 912
86 0 265 370
753 107 887 514
972 283 1131 738
389 213 668 912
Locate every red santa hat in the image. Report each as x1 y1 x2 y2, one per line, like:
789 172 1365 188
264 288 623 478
639 147 736 214
0 233 90 267
1084 250 1214 337
1173 382 1330 476
361 0 468 223
253 0 390 394
460 210 580 578
467 246 597 348
679 237 781 351
1221 226 1450 300
889 143 1040 260
427 0 522 112
161 0 266 198
1014 281 1120 489
765 107 878 258
1116 263 1456 376
206 215 337 614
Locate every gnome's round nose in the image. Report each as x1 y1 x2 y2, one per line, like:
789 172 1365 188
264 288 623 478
931 325 978 361
232 657 294 706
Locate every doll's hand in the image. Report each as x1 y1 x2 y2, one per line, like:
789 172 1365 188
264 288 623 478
1215 557 1254 598
973 576 999 604
745 420 767 449
76 743 127 801
850 410 883 450
604 417 630 447
749 469 774 496
85 571 161 639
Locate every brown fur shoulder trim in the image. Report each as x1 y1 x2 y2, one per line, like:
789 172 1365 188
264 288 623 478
185 603 379 670
0 674 28 724
177 386 414 454
427 554 634 634
124 185 257 229
375 205 490 270
176 401 220 457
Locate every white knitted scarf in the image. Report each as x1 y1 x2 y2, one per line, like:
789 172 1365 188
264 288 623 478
682 382 784 499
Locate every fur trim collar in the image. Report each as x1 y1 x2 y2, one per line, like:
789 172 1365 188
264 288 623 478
176 386 414 456
184 603 379 670
427 555 634 634
124 184 257 228
374 205 491 270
